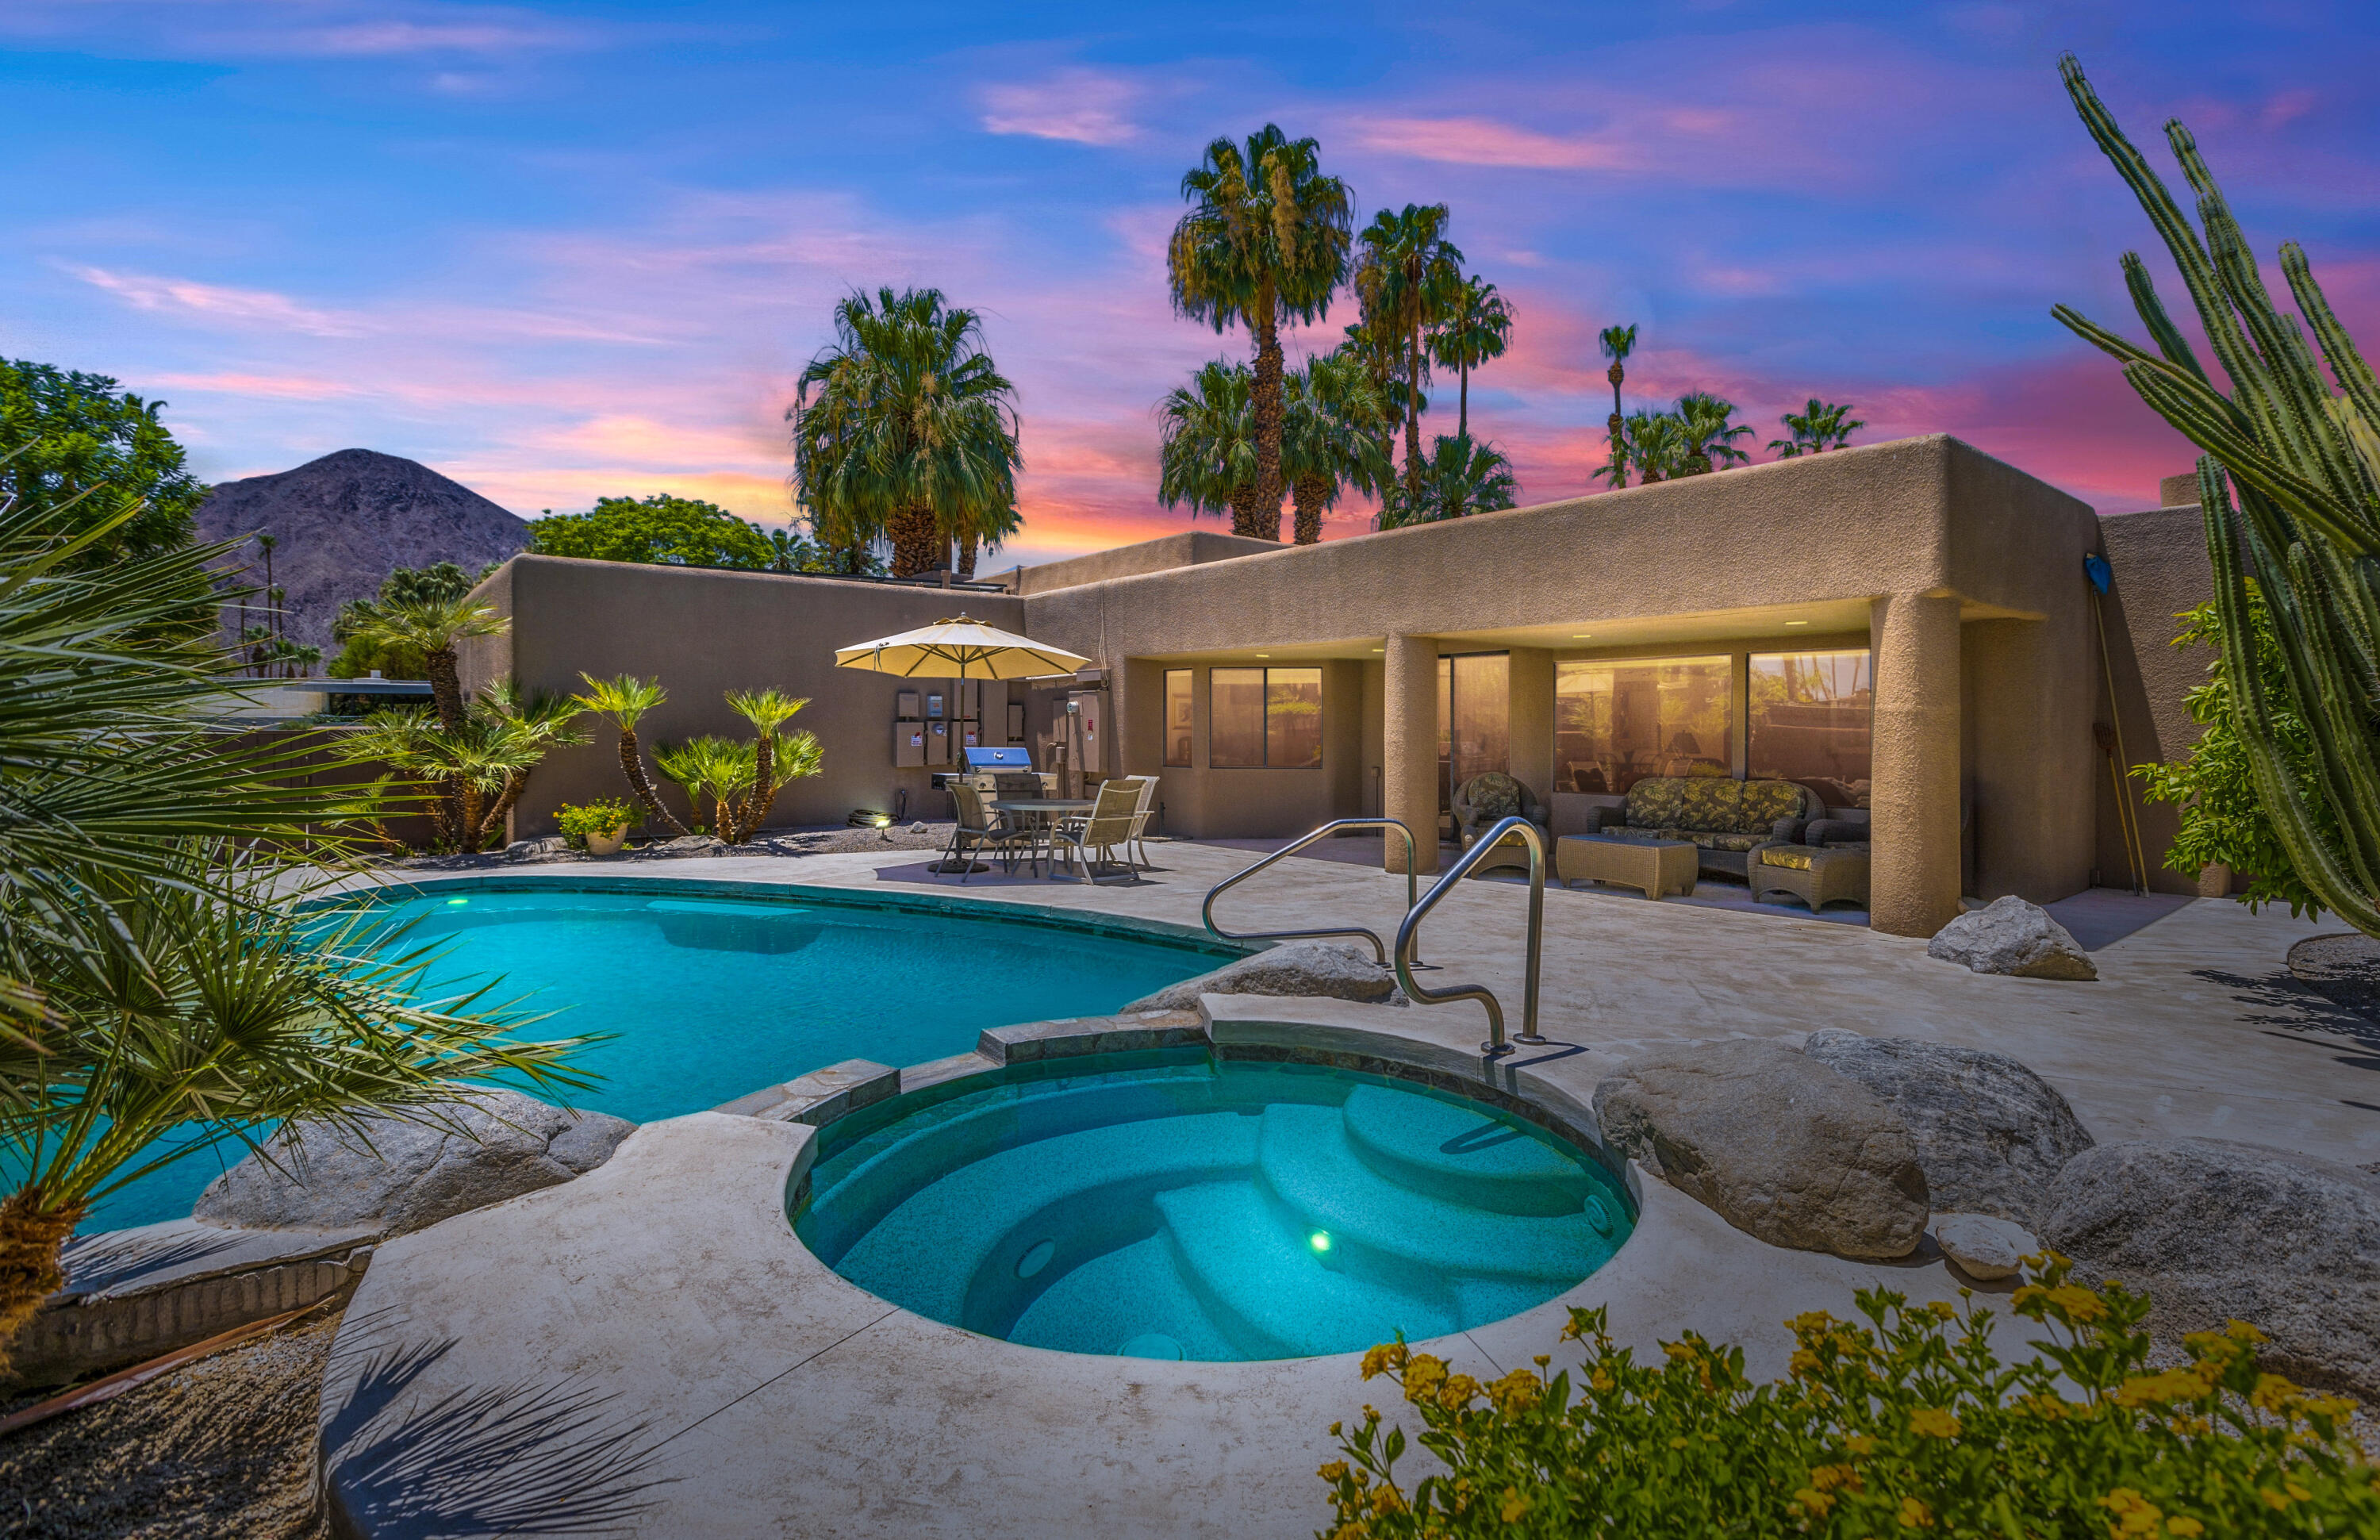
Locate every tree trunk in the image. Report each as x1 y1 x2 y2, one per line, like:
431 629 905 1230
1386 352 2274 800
618 729 687 835
1228 484 1264 539
0 1187 85 1366
1606 412 1627 488
481 770 530 850
886 504 942 578
424 646 465 732
733 735 777 844
1403 321 1425 505
1251 290 1285 537
1458 362 1468 442
1292 477 1330 545
957 532 979 580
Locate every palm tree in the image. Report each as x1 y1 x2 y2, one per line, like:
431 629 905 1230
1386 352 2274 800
721 688 819 843
1598 325 1639 487
1157 360 1266 537
1768 398 1868 457
792 287 1022 579
1622 409 1688 484
1353 204 1466 508
1676 392 1756 475
1280 350 1394 544
573 673 687 835
351 682 585 853
1169 125 1353 540
1430 276 1514 441
344 593 507 732
1377 434 1518 528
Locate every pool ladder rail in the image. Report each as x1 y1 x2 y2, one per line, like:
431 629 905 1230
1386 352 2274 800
1203 814 1548 1058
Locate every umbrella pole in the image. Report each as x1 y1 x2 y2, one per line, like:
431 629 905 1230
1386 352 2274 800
938 656 986 874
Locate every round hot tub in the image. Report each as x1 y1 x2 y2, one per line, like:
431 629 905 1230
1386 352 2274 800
792 1050 1634 1361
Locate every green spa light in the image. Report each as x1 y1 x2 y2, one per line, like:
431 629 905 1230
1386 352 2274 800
1310 1230 1332 1254
447 897 468 905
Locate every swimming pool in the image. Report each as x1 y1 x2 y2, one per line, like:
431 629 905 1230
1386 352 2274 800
71 881 1238 1231
794 1050 1633 1361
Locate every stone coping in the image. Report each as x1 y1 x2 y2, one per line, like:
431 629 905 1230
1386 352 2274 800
319 993 1979 1539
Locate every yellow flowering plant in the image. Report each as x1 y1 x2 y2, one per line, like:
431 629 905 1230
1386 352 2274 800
1319 1254 2378 1538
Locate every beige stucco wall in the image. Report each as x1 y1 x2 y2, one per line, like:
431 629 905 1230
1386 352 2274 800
985 530 1284 597
459 555 1028 839
2095 498 2225 895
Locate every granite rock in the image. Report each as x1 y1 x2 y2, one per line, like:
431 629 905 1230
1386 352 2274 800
1930 1212 2036 1281
1123 941 1405 1012
1926 896 2097 981
194 1089 635 1239
1592 1038 1929 1260
1802 1029 2093 1224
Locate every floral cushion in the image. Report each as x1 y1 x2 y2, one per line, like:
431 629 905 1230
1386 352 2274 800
1760 845 1817 870
1676 778 1742 833
1740 779 1804 827
1461 772 1524 824
1623 777 1687 831
1618 775 1809 835
1695 831 1768 853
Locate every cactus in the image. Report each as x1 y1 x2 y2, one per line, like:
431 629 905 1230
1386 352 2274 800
2054 56 2380 936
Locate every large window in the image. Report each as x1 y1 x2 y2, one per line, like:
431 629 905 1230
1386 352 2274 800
1555 655 1733 794
1210 666 1322 768
1164 669 1193 766
1749 650 1873 808
1438 654 1509 808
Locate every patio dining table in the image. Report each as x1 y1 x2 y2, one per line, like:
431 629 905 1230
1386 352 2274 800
992 797 1096 878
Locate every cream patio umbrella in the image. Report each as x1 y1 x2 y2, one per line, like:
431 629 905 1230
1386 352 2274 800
835 614 1092 871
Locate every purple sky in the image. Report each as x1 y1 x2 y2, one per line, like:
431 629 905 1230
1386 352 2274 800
4 1 2374 565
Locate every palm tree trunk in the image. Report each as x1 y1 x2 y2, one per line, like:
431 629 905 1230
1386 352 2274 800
618 728 687 835
1251 291 1285 540
1403 321 1425 504
957 532 979 580
481 771 530 849
0 1187 85 1365
735 735 777 844
1292 477 1329 545
1228 485 1264 539
424 646 465 732
1458 362 1469 442
887 503 941 578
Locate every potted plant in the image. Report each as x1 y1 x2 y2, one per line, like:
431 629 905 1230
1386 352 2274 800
557 797 638 856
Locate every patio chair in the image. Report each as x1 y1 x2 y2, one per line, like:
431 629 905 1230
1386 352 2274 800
1124 774 1159 870
1452 771 1550 876
1047 781 1144 885
942 782 1031 881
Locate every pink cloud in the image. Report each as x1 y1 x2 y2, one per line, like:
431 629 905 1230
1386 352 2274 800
67 264 367 337
148 371 366 401
981 71 1142 147
1347 117 1633 172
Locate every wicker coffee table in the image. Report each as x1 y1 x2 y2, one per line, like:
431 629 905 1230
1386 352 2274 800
1556 835 1699 900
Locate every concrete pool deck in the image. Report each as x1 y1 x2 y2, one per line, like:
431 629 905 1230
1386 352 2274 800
315 847 2380 1537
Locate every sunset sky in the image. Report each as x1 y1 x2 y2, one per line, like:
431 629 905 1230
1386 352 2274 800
4 1 2375 566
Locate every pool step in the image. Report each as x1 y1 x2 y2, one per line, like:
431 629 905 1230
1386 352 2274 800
1338 1085 1595 1217
1256 1104 1614 1286
1155 1181 1457 1359
1004 1233 1242 1361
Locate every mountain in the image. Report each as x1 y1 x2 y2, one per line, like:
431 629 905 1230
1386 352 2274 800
195 448 531 651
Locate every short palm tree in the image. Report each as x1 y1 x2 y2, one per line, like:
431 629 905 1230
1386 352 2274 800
1377 434 1518 528
1769 398 1867 457
1280 350 1393 544
351 681 586 853
1430 276 1514 441
1598 325 1639 487
1622 409 1688 484
1169 125 1353 539
1676 392 1756 475
1353 204 1466 508
1157 360 1265 537
343 593 507 732
792 287 1022 579
720 688 819 843
572 673 687 835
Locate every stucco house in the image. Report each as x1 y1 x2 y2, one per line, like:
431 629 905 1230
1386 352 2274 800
459 434 2225 939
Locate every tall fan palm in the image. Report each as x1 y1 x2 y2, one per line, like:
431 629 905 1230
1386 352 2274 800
1157 360 1266 537
1377 434 1518 528
1621 409 1688 485
1676 392 1756 475
1168 125 1353 540
1769 398 1868 457
1429 276 1514 441
1598 325 1639 487
1280 350 1394 544
1354 205 1466 507
791 287 1023 579
343 593 506 732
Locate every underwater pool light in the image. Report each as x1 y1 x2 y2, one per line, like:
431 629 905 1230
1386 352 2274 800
1309 1230 1332 1254
446 897 468 906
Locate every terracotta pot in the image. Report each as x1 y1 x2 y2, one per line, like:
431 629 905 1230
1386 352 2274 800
585 828 629 857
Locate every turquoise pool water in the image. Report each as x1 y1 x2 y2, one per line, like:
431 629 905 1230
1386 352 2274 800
60 882 1235 1231
794 1050 1634 1361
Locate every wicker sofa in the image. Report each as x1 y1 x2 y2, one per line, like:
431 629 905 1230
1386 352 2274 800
1575 775 1825 879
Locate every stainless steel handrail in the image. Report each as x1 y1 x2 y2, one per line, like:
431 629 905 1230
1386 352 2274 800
1203 818 1428 966
1394 815 1547 1057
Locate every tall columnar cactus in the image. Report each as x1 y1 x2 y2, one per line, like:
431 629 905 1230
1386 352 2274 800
2055 56 2380 938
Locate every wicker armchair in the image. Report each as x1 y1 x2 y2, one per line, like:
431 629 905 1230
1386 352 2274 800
1749 818 1873 912
1453 772 1550 875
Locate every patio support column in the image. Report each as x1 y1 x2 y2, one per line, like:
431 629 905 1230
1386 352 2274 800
1507 647 1555 803
1383 634 1438 874
1870 590 1963 937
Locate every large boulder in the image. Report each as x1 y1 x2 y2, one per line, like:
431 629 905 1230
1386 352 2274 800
1926 896 2096 981
194 1090 635 1238
1592 1039 1929 1260
1123 940 1403 1013
1801 1030 2093 1224
2040 1139 2380 1399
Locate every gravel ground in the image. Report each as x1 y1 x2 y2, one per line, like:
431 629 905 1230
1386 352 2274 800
385 819 956 873
0 1314 339 1540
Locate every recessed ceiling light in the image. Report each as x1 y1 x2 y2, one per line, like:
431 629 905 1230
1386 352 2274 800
1370 647 1384 653
1255 652 1270 658
1571 633 1593 639
1785 620 1810 627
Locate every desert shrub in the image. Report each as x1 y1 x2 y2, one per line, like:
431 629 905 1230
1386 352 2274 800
1321 1254 2376 1538
555 798 636 843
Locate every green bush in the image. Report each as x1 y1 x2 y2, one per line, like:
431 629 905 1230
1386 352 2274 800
555 797 636 843
1321 1254 2376 1537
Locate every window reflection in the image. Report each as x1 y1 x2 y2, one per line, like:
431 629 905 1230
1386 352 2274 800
1555 655 1733 793
1266 668 1323 768
1748 650 1873 808
1165 669 1193 766
1437 653 1509 812
1210 668 1265 767
1211 666 1322 768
